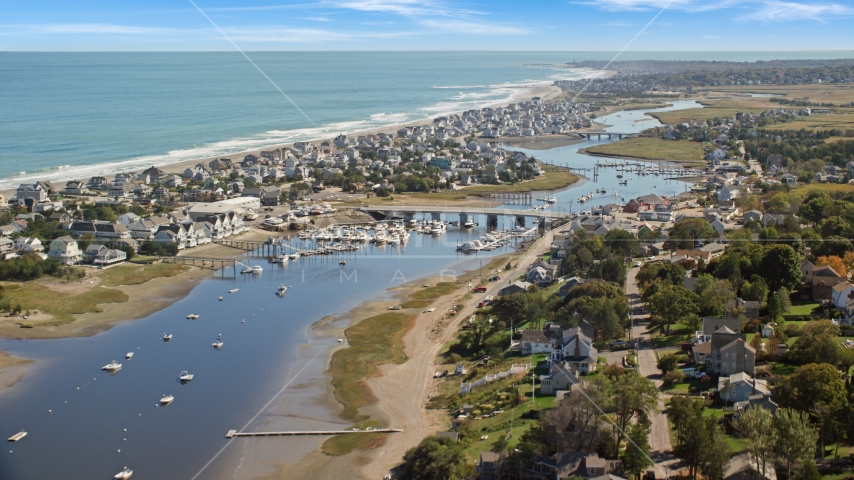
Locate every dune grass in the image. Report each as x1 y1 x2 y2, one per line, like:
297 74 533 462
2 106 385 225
98 264 189 287
2 283 128 328
329 312 414 421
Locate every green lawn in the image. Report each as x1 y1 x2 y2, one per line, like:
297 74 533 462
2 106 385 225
584 137 706 165
787 301 822 317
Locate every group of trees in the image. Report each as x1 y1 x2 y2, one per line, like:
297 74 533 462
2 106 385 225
733 406 821 480
561 229 636 285
669 397 731 480
0 254 65 281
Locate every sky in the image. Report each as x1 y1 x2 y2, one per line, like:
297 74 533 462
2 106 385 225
1 0 854 51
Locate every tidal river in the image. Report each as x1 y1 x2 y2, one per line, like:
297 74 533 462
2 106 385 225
0 100 700 480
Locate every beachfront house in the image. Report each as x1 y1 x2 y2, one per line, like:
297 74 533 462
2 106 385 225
84 244 127 266
48 236 84 265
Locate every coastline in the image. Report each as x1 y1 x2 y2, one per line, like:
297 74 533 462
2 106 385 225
0 85 566 200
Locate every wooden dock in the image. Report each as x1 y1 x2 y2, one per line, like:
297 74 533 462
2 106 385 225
225 429 402 438
8 431 27 442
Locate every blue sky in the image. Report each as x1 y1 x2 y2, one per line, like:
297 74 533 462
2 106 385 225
1 0 854 51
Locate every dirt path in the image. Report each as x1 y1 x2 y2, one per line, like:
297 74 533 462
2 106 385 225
359 230 557 479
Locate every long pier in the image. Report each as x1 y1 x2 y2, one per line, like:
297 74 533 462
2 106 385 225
162 256 236 269
225 429 402 438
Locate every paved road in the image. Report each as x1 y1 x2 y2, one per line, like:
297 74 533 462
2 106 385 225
626 266 673 457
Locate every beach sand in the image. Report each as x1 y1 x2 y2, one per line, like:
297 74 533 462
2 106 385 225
0 85 564 201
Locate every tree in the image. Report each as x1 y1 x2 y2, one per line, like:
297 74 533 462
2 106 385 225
604 229 640 258
777 287 792 313
815 255 847 277
671 396 731 480
733 406 776 480
760 244 802 292
776 362 848 410
666 218 717 250
812 235 853 259
698 279 736 317
787 321 842 365
774 408 819 480
766 192 792 212
740 275 769 304
398 436 471 480
636 262 686 293
621 424 653 480
647 285 699 335
798 191 831 223
545 377 610 452
657 353 680 373
610 371 659 458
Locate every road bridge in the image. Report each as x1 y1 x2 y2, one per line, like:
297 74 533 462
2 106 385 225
358 205 570 229
577 132 634 140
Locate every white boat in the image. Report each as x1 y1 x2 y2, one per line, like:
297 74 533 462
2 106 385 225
7 431 27 442
288 253 301 260
102 360 123 372
251 266 263 274
463 220 475 228
160 395 174 405
114 467 133 479
244 211 259 221
459 240 483 252
424 307 436 313
276 285 288 296
179 371 194 381
240 267 254 274
272 256 288 264
163 333 172 341
228 288 240 293
125 352 134 360
212 334 224 348
186 313 199 320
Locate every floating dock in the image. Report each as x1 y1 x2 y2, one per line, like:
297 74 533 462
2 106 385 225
226 429 402 438
8 431 27 442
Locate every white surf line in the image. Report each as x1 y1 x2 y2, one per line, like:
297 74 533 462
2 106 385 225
190 346 326 480
187 0 317 127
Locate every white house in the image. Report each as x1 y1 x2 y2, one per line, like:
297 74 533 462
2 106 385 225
84 244 127 266
832 281 854 310
15 237 44 253
549 327 598 374
48 236 83 265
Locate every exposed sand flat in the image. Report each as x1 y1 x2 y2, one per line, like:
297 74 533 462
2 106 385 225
0 350 33 396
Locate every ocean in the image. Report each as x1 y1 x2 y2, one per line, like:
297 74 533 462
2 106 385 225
1 50 851 190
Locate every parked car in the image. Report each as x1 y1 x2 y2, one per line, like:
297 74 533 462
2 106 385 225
490 276 501 282
477 302 487 308
473 286 487 293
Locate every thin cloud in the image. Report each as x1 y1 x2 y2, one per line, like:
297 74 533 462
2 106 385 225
224 26 409 42
6 23 178 35
575 0 852 21
601 22 633 26
419 19 528 35
739 1 853 21
301 16 333 21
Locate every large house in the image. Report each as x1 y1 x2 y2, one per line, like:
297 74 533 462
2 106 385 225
548 327 599 374
84 245 127 266
48 236 84 265
693 327 755 376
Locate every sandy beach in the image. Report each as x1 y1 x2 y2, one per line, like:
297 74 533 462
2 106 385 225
0 84 565 201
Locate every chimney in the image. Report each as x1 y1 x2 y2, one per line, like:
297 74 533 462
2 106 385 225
574 332 581 358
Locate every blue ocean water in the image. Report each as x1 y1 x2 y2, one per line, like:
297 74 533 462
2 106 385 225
1 50 851 189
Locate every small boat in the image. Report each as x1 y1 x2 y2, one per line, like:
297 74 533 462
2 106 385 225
218 296 223 301
102 360 122 371
272 256 288 264
212 334 224 348
125 352 134 360
463 220 475 228
616 174 623 178
240 267 254 274
251 266 263 274
8 431 27 442
163 333 172 341
179 371 194 381
339 261 346 266
288 253 301 260
228 288 239 293
160 394 174 405
388 305 402 311
337 338 343 342
186 313 199 319
114 466 133 479
276 285 288 296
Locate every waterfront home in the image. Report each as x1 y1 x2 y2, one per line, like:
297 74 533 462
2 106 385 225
16 183 48 203
154 225 187 249
84 245 127 266
108 183 134 198
48 236 84 265
127 216 171 240
88 176 109 190
63 180 89 195
65 221 131 239
0 238 15 256
15 237 44 253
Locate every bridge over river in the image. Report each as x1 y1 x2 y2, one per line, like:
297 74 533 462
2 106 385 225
358 205 571 228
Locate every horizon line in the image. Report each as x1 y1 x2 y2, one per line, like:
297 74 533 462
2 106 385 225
1 49 854 54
